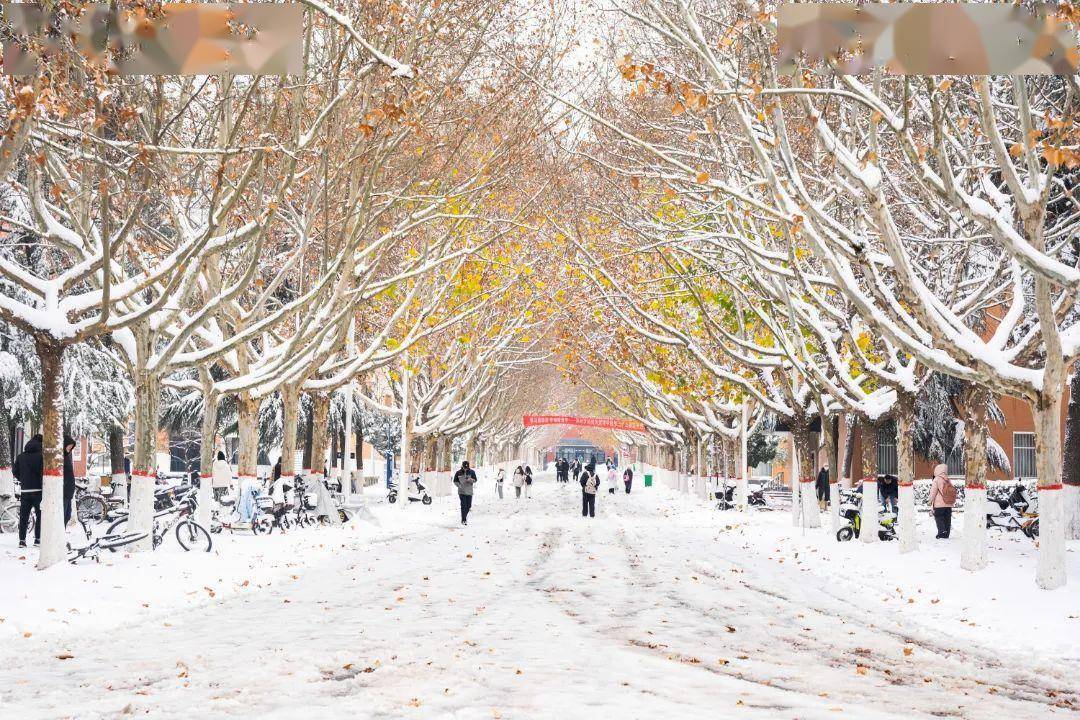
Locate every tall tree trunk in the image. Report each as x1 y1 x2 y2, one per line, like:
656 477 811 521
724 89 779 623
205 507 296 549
822 410 840 531
793 421 819 528
960 387 989 571
1033 395 1066 589
280 385 299 477
130 343 160 554
301 397 314 474
108 425 126 496
895 393 918 554
842 413 856 481
309 393 330 480
859 417 879 544
36 339 65 570
236 393 260 486
0 388 12 497
196 370 218 530
736 403 749 510
1063 364 1080 540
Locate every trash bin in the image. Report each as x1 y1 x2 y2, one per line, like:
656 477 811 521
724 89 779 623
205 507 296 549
644 474 653 487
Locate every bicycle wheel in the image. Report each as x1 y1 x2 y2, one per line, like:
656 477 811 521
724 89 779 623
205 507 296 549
0 501 18 533
77 494 107 523
106 517 128 535
175 520 212 552
101 532 150 553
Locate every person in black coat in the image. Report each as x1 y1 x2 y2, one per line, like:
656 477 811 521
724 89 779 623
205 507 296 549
14 434 44 547
878 473 899 515
815 466 830 510
63 436 77 526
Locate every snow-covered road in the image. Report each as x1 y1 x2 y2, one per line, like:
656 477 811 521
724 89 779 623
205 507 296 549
2 472 1077 719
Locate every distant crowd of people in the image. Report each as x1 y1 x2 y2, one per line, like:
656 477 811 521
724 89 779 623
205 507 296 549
448 456 636 525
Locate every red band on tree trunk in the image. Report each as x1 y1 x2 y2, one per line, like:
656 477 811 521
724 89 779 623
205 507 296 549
1040 484 1063 491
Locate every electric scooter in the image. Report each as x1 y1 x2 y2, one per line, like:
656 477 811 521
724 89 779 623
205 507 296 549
388 476 433 505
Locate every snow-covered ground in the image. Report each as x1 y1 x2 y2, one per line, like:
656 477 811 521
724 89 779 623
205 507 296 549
1 470 1077 719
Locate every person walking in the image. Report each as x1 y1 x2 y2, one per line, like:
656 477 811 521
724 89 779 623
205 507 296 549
928 463 956 539
879 473 899 515
495 468 505 499
571 459 581 485
14 434 43 547
815 465 830 512
580 466 599 518
452 460 478 526
62 436 77 527
524 465 533 499
211 450 233 504
623 466 633 494
606 463 617 494
512 465 525 498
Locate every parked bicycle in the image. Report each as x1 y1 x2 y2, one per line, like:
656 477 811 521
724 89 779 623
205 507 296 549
106 487 211 552
67 529 149 563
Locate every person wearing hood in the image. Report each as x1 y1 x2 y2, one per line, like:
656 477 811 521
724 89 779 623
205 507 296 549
512 465 526 499
452 460 477 526
815 465 830 511
14 434 44 547
928 463 956 539
622 466 633 494
63 436 77 526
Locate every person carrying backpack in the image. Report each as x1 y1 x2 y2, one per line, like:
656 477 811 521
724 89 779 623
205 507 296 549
928 463 956 539
580 467 599 518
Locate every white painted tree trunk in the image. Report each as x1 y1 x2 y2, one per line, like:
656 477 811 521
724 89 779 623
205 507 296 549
36 340 66 569
111 472 127 502
1065 484 1080 541
38 472 64 567
961 487 987 571
398 352 410 512
895 397 917 553
830 479 841 532
960 388 989 571
860 479 879 544
736 404 748 510
0 466 12 498
1033 404 1065 589
129 471 155 550
897 484 916 550
788 432 801 527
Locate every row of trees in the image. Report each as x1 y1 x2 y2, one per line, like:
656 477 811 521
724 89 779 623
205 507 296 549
0 0 577 568
553 0 1078 589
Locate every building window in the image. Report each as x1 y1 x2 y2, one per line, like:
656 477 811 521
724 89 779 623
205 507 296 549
1013 432 1036 479
877 423 897 476
946 449 965 477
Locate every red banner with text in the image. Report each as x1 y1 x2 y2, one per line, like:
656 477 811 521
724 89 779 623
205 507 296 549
522 415 646 433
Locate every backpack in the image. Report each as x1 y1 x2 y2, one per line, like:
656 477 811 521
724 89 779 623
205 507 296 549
584 473 599 494
939 479 957 505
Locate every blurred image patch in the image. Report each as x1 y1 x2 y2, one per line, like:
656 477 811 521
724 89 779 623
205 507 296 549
777 2 1078 75
2 3 303 76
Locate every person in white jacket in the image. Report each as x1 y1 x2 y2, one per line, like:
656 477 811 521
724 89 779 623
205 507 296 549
512 465 525 499
495 468 505 499
211 451 233 498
